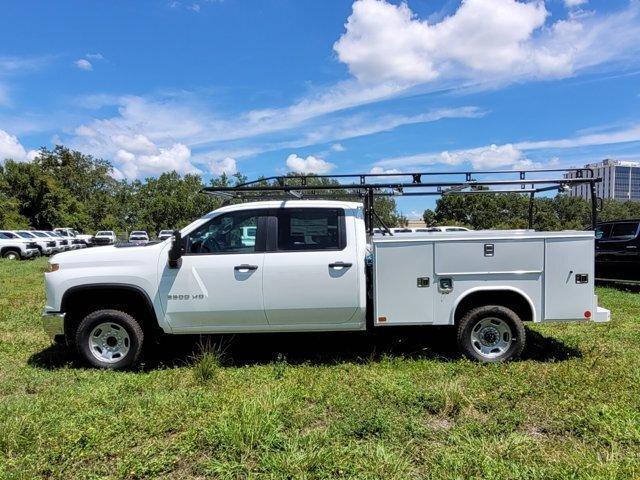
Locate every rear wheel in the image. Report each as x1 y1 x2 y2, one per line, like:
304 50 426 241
2 250 20 260
457 305 525 362
76 309 144 369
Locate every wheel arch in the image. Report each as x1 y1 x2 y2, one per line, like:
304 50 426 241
61 283 160 341
452 287 536 324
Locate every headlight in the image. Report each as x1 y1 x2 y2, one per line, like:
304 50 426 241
48 263 60 272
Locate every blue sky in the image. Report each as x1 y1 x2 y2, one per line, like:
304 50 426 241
1 0 639 217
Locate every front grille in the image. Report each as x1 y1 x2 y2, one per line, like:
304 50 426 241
27 242 38 249
60 240 68 246
47 241 56 247
72 239 82 245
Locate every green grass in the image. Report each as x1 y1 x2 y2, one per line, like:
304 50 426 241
1 258 640 479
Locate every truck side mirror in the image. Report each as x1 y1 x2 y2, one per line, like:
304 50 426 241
168 230 184 269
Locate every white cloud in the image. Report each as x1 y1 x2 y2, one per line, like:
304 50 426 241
379 143 532 170
334 0 640 87
210 157 237 175
331 143 345 152
113 143 201 179
370 166 401 174
564 0 587 7
86 53 104 60
74 59 93 71
286 154 335 174
514 124 640 150
376 123 640 171
0 129 38 162
111 133 158 154
67 93 483 171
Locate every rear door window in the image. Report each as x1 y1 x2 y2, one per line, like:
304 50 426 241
276 208 345 251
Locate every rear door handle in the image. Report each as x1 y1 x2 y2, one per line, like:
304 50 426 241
234 264 258 271
329 262 352 268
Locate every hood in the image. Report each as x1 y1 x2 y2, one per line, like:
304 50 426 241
50 242 164 266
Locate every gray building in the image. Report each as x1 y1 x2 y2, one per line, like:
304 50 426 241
566 159 640 201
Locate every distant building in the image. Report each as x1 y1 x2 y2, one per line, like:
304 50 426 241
566 159 640 201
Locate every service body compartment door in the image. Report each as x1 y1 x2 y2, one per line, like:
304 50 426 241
544 237 595 320
374 241 434 325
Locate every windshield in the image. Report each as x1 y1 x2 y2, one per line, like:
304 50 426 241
0 231 18 239
131 231 146 236
159 230 172 235
96 231 113 236
16 231 35 238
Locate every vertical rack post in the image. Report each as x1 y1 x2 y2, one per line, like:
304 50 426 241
590 180 598 230
366 187 374 235
528 192 535 230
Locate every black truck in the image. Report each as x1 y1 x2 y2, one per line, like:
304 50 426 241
595 219 640 282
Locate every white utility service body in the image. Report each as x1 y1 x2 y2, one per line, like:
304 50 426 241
42 200 609 368
373 230 609 326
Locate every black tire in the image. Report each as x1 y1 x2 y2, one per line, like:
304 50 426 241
75 309 144 369
457 305 525 363
2 249 21 260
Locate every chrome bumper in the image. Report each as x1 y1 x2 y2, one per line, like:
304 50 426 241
42 311 65 341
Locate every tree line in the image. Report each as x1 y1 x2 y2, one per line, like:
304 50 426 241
422 192 640 230
0 146 406 234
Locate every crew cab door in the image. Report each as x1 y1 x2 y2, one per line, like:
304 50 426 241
262 208 360 326
159 209 268 332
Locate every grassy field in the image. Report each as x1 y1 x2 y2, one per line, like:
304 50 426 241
1 258 639 479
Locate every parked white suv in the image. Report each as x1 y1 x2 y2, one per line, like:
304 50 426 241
55 228 92 247
158 230 174 241
129 231 149 244
93 231 118 245
14 230 57 255
0 231 39 259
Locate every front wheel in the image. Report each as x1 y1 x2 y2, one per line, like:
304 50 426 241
76 309 144 369
2 250 20 260
457 305 525 362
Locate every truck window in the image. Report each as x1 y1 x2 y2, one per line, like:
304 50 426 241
595 224 612 240
186 210 259 254
277 208 344 251
610 222 639 240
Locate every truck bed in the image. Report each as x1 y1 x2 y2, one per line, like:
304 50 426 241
372 230 601 326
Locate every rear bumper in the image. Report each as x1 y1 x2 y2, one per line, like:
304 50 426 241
593 306 611 323
42 311 65 341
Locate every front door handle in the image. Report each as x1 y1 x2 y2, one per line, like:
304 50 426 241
329 262 352 269
234 264 258 271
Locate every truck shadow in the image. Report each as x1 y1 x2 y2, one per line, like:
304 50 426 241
28 326 581 371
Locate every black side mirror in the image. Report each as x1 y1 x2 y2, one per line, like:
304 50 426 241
168 230 184 269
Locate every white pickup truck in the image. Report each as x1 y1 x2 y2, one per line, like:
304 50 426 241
42 200 610 369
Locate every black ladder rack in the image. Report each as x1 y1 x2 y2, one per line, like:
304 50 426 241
202 167 601 234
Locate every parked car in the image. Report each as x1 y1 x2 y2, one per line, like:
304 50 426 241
54 228 92 247
36 231 70 251
0 231 40 259
157 230 174 241
52 231 82 250
595 219 640 282
28 231 65 253
129 231 149 244
42 200 609 369
14 230 57 255
93 231 118 245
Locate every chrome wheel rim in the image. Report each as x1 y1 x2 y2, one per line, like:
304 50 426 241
470 317 513 359
5 251 19 260
89 322 130 363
